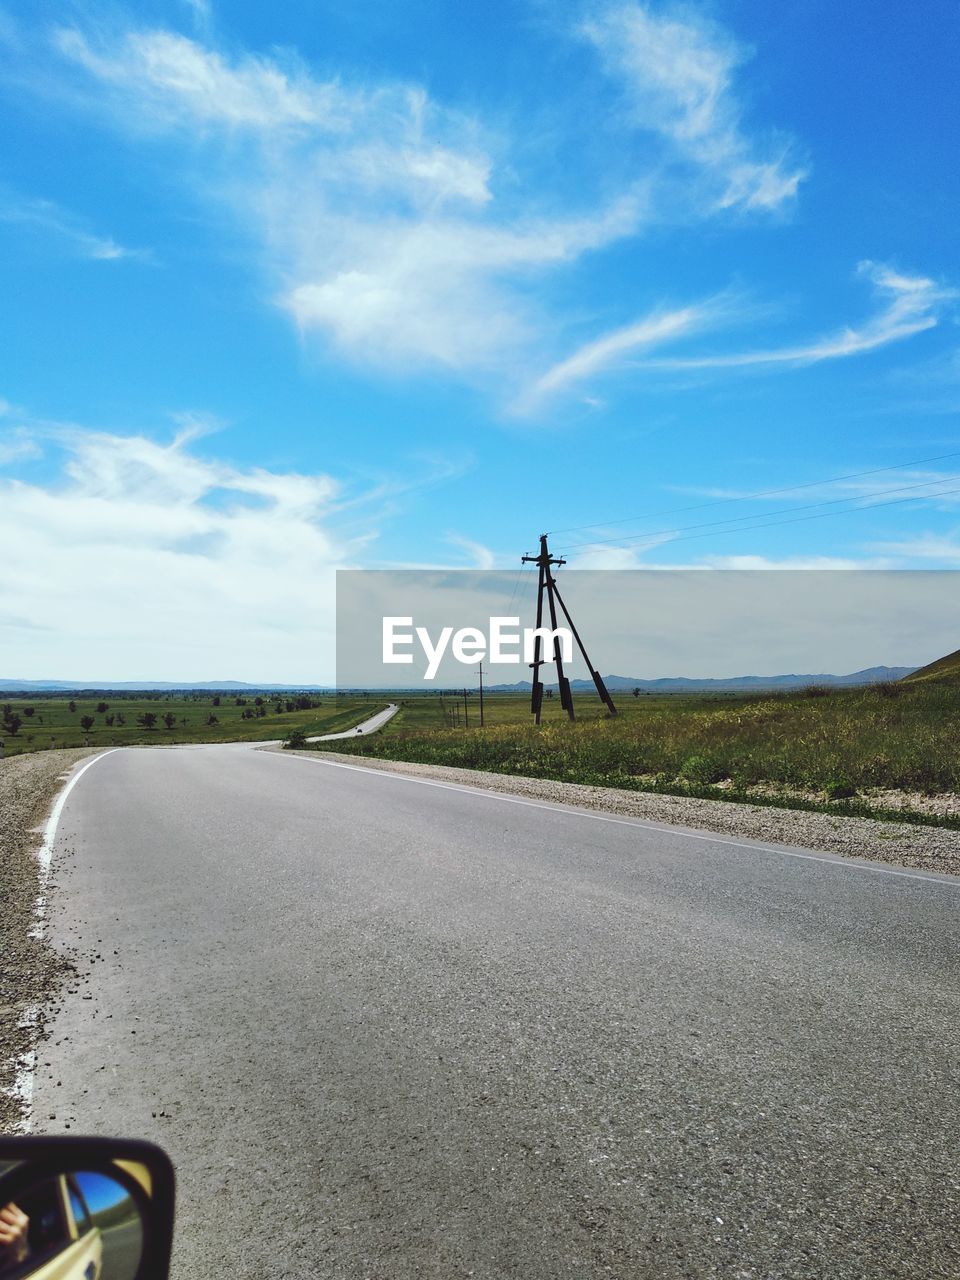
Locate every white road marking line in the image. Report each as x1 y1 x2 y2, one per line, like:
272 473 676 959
13 748 122 1132
277 753 960 889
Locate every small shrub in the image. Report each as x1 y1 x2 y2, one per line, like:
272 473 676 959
873 681 902 699
824 777 856 800
284 728 308 750
679 753 727 785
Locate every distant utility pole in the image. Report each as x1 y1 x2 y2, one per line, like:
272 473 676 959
521 533 618 724
462 687 469 729
476 661 486 727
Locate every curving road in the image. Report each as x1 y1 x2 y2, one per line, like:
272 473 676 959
306 702 399 742
31 745 960 1279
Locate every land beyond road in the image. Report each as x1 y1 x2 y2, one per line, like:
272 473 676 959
27 745 960 1278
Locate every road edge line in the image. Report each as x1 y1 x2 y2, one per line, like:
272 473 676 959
14 748 123 1132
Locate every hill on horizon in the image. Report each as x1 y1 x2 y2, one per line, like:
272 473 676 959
487 665 916 693
0 665 920 695
902 648 960 683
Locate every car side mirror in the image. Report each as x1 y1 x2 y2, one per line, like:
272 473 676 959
0 1136 174 1280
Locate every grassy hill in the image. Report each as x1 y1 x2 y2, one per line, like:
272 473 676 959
902 648 960 683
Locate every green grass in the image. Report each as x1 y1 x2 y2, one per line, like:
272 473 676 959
902 646 960 684
0 693 383 755
320 681 960 825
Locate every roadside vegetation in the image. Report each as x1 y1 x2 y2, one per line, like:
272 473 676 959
7 656 960 830
0 693 382 755
322 677 960 829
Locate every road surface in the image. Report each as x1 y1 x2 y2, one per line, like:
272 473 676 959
307 702 399 742
32 746 960 1278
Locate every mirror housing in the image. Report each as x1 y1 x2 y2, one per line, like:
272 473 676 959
0 1136 174 1280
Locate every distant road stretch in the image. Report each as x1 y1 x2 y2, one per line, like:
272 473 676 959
32 744 960 1279
307 701 399 741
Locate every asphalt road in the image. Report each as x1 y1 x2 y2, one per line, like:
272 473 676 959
307 703 400 742
33 746 960 1279
99 1215 144 1279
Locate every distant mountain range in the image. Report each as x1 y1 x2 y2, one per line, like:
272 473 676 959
0 679 332 692
0 666 917 694
487 666 916 693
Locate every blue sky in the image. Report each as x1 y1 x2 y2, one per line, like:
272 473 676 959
1 0 958 681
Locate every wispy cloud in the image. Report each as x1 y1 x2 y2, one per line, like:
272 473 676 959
446 534 497 570
579 2 807 212
0 187 147 261
0 427 40 465
519 295 731 412
567 533 677 568
50 24 647 372
871 534 960 566
518 263 952 409
179 0 212 33
640 263 954 371
38 13 802 386
53 26 337 130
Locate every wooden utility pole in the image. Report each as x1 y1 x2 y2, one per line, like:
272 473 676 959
476 661 486 727
521 534 618 722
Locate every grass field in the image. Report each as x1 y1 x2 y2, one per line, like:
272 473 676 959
324 679 960 826
0 693 383 755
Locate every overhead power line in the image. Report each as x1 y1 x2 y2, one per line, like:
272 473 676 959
554 472 960 552
579 481 960 554
547 448 960 542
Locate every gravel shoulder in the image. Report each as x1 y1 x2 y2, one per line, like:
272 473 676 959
0 748 98 1132
292 747 960 877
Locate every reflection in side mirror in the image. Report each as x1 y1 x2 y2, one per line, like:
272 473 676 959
0 1139 174 1280
0 1168 142 1280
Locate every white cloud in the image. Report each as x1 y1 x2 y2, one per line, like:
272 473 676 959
519 262 952 407
579 2 806 211
52 25 642 373
43 17 801 383
701 553 893 571
447 535 497 570
519 296 725 411
569 544 896 570
53 27 334 130
567 533 677 568
179 0 212 31
42 14 938 412
870 535 960 566
0 188 146 261
0 426 361 682
0 429 40 464
637 262 953 373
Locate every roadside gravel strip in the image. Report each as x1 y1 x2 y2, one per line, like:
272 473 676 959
0 749 97 1132
299 748 960 877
